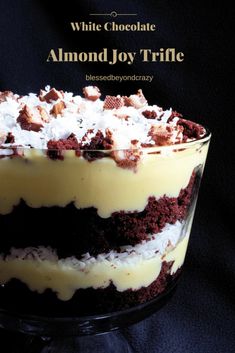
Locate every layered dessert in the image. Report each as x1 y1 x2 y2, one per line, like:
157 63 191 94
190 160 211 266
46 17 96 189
0 86 210 316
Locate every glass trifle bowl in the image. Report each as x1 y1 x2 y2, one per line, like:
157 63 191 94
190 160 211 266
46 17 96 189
0 87 210 350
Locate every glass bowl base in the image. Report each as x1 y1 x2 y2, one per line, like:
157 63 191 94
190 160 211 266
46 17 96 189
0 275 180 352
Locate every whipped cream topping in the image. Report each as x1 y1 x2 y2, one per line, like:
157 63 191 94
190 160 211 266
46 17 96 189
0 86 205 150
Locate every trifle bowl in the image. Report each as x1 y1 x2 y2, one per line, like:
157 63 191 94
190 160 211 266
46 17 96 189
0 87 210 350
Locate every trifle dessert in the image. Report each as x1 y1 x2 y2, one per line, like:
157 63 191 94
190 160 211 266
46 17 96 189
0 86 210 316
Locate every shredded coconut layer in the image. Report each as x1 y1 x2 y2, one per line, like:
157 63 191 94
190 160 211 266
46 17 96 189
2 221 183 268
0 86 205 151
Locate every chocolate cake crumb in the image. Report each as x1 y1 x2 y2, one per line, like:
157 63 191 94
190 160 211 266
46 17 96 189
142 110 157 119
82 130 113 150
167 111 183 123
47 133 80 160
82 130 113 161
5 132 15 143
167 112 205 142
177 118 205 141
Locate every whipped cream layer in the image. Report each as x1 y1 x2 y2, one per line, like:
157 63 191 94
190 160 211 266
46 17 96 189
0 222 189 301
0 140 209 217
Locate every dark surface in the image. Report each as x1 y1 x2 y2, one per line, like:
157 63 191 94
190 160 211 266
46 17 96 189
0 0 234 352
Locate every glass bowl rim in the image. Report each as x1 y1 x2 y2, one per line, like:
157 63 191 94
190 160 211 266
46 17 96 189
0 128 211 154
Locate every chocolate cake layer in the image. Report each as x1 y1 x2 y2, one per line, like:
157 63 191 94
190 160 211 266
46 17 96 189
0 261 181 317
0 171 199 259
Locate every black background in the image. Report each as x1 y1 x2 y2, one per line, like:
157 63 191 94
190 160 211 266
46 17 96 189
0 0 234 352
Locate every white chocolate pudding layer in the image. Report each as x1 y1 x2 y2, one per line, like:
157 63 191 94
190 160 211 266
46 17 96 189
0 140 209 217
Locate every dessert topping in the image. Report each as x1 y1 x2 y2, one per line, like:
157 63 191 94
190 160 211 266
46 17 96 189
50 101 66 117
5 132 15 144
0 91 15 103
83 86 101 101
17 105 43 132
103 95 124 110
149 124 183 146
47 133 80 160
142 110 157 119
39 88 64 103
124 89 147 108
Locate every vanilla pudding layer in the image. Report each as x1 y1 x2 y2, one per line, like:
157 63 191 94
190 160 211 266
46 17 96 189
0 139 209 217
0 222 189 301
